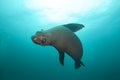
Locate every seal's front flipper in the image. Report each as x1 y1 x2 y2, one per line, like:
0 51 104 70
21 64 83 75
56 49 65 66
59 52 65 66
63 23 85 32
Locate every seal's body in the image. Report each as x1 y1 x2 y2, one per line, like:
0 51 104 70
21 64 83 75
32 23 84 69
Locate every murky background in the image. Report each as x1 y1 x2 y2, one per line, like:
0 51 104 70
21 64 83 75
0 0 120 80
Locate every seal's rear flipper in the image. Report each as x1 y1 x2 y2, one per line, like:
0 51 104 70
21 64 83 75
75 61 85 69
63 23 85 32
80 61 85 66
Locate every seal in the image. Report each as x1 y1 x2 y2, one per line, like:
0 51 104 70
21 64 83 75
31 23 85 69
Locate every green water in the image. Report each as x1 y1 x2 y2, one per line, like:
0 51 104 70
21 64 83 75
0 0 120 80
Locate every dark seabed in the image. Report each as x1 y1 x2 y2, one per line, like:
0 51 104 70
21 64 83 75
0 0 120 80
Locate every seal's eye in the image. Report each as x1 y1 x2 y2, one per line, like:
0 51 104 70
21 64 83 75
41 38 46 44
36 29 44 36
36 31 42 35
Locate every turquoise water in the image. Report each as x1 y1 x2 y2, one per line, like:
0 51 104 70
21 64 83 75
0 0 120 80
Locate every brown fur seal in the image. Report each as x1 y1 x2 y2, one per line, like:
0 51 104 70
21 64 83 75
31 23 85 69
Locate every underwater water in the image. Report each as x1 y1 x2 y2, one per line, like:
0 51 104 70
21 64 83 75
0 0 120 80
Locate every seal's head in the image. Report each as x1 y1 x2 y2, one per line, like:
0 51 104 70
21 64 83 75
31 31 49 46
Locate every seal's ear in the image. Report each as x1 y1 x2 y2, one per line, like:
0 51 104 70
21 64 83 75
36 29 44 35
41 29 44 32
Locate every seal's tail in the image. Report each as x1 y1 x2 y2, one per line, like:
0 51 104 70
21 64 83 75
63 23 85 32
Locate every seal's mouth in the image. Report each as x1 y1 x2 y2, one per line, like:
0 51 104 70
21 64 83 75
31 36 40 44
31 36 46 45
32 36 37 41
